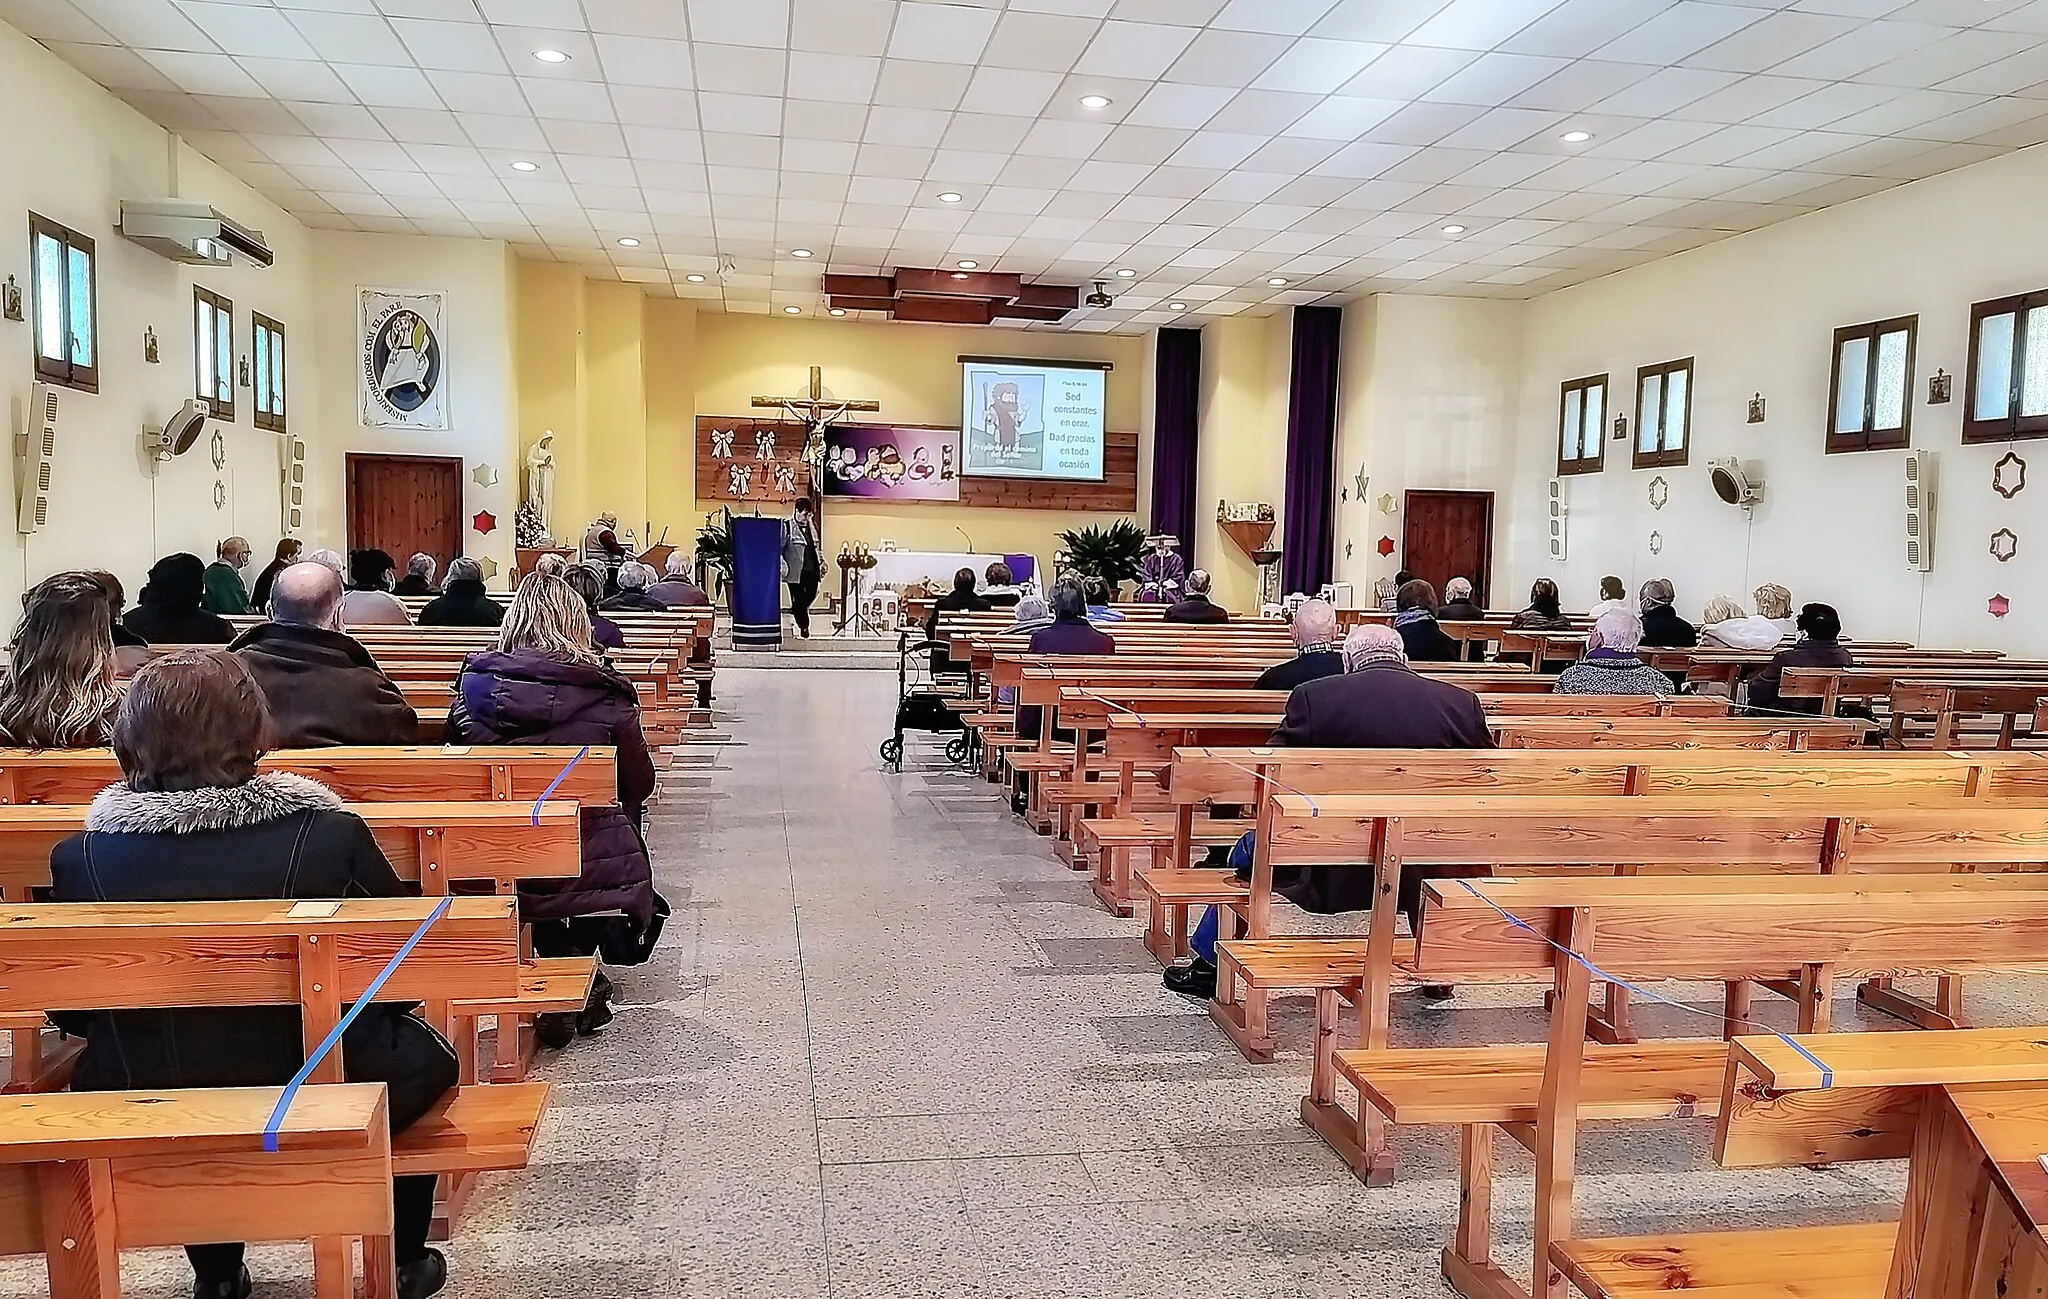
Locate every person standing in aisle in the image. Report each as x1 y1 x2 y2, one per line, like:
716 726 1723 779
782 498 823 639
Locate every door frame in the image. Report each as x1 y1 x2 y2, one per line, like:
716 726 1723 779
344 451 466 559
1402 488 1495 605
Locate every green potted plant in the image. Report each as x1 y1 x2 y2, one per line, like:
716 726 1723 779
1056 520 1147 598
694 509 737 606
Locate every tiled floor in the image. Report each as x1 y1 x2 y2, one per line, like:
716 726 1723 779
7 665 2039 1297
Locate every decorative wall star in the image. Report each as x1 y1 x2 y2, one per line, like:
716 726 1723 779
473 463 499 488
1353 464 1369 503
478 557 499 581
1648 530 1664 556
1991 528 2020 563
1990 593 2011 619
472 510 497 535
1376 535 1395 557
1344 541 1353 559
1995 452 2028 499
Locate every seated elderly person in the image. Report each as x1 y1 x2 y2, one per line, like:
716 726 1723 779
1438 577 1484 622
1637 577 1698 648
1747 602 1854 715
982 561 1022 609
231 561 419 746
1164 569 1229 624
1699 594 1785 651
1553 609 1672 695
600 562 668 613
647 553 708 608
1254 598 1343 691
393 552 438 596
419 557 504 627
1164 623 1492 999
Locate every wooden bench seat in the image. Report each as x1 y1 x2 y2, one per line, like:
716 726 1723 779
1340 1041 1726 1128
1134 868 1247 964
1552 1222 1895 1299
391 1081 550 1176
1080 814 1248 917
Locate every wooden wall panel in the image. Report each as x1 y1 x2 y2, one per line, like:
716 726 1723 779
958 429 1138 512
697 417 1137 513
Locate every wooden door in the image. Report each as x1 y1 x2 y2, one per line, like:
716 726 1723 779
346 453 463 577
1402 490 1494 605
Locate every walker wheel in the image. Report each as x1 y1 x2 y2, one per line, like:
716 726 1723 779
945 737 969 765
879 738 903 767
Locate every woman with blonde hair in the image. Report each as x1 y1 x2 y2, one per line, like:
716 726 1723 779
447 573 659 1042
0 572 124 748
1753 583 1795 637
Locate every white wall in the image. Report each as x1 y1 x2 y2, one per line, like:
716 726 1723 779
0 19 315 608
1335 294 1525 604
1506 143 2048 654
308 233 518 579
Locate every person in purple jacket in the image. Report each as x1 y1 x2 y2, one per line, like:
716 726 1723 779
448 572 658 1042
1016 580 1114 742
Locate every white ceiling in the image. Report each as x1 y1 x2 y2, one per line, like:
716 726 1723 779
19 0 2048 332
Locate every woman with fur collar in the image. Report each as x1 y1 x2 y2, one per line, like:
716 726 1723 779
49 650 456 1299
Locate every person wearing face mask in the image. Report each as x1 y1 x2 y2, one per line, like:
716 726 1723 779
202 536 254 615
229 560 418 747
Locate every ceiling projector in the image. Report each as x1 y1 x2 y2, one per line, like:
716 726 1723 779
1084 281 1114 308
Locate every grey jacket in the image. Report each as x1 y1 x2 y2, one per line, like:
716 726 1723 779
781 515 820 583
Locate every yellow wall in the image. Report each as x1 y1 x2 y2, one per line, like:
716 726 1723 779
585 280 648 534
643 300 698 550
691 312 1149 563
515 261 587 541
1195 314 1292 613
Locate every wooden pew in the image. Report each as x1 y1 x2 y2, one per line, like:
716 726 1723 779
1235 787 2048 1175
0 745 616 808
1360 874 2048 1299
0 1084 400 1299
0 897 553 1299
1892 678 2047 748
1556 1026 2048 1299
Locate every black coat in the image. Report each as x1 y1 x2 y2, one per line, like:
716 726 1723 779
393 574 437 596
1016 617 1116 740
1748 638 1854 714
601 590 668 613
419 579 505 627
1265 663 1494 916
449 649 657 926
1396 615 1463 662
1639 605 1699 648
926 589 992 671
250 558 289 613
50 774 424 1092
1253 650 1344 692
123 601 235 645
231 622 418 748
1438 600 1485 621
1164 597 1229 624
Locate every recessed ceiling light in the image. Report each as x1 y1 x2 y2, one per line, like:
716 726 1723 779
1441 224 1466 235
1560 130 1592 143
1114 268 1136 277
1078 94 1112 109
951 272 969 280
936 191 963 203
1168 302 1186 311
790 248 812 258
533 48 570 63
783 306 802 314
956 259 978 269
509 159 538 172
829 308 846 316
617 237 640 247
1267 277 1288 286
684 273 705 283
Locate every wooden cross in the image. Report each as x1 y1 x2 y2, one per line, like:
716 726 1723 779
750 365 880 432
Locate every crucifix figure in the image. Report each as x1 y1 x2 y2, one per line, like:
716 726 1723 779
751 366 881 481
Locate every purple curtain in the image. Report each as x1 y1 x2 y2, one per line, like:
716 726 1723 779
1281 305 1342 597
1149 327 1202 563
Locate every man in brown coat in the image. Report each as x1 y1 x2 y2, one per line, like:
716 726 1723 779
231 562 418 747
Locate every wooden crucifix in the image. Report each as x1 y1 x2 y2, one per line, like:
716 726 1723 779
750 365 880 434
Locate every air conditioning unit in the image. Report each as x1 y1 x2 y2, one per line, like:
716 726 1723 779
281 435 306 534
17 383 58 535
1905 449 1936 573
118 200 273 268
1708 458 1765 510
1546 477 1567 561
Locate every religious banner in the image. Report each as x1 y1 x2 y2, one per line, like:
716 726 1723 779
696 416 808 505
822 425 961 501
358 288 448 430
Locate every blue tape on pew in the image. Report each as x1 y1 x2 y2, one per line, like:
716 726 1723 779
532 745 591 826
1453 880 1834 1089
263 896 454 1152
